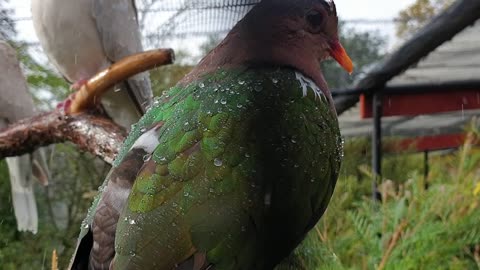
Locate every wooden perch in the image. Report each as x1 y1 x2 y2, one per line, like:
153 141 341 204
0 111 126 164
0 48 175 163
70 48 174 113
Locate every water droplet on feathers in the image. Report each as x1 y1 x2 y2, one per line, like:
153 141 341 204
214 158 223 167
143 154 152 162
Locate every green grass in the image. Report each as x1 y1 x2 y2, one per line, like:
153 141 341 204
1 128 479 269
279 128 480 270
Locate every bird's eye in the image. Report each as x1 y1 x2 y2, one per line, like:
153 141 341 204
306 10 324 31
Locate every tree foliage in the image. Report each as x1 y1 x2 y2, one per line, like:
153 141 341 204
277 126 480 270
323 24 386 89
0 0 15 41
396 0 455 39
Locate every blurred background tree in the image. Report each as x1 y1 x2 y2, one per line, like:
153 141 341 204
396 0 455 38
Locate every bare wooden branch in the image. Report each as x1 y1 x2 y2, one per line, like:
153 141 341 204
0 111 126 164
70 48 175 113
0 48 175 163
334 0 480 115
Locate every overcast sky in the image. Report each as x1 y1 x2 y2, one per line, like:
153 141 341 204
11 0 417 60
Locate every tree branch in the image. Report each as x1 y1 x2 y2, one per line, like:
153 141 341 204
0 48 175 163
0 111 126 164
69 48 174 113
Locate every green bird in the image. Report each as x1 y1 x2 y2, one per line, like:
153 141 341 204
70 0 353 269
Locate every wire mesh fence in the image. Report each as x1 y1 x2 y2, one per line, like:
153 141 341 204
139 0 260 39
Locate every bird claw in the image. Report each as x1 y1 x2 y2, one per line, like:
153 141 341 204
70 78 89 91
57 79 88 113
56 93 76 113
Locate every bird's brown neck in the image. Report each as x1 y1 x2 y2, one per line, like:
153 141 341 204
180 8 331 101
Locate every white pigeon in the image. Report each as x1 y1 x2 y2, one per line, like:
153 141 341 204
31 0 153 130
0 41 50 234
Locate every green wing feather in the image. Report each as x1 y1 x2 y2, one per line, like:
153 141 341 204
80 67 341 270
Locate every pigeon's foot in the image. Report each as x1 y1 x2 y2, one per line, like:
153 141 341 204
56 79 88 113
71 78 89 91
56 93 76 112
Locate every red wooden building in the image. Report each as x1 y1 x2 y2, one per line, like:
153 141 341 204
335 1 480 191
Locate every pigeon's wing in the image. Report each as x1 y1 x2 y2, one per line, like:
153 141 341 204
0 41 45 233
92 0 153 113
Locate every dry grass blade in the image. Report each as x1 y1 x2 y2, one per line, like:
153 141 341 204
51 249 58 270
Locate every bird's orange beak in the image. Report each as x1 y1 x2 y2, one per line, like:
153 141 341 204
329 40 354 74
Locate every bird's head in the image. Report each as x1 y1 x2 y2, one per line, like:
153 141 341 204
292 0 353 73
241 0 352 71
186 0 353 93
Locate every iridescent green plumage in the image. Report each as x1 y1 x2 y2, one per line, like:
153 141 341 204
70 0 351 267
93 67 342 269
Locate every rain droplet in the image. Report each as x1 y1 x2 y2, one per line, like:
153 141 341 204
237 104 243 108
214 99 219 104
254 85 262 92
214 158 223 167
129 219 136 225
264 193 272 206
291 138 297 144
220 99 227 105
272 78 279 84
199 82 205 88
184 121 189 126
114 88 122 92
238 80 245 85
245 153 250 158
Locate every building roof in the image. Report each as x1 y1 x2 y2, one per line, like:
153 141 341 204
338 16 480 141
388 20 480 86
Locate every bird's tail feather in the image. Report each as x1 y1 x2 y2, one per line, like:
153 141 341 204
6 155 39 234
